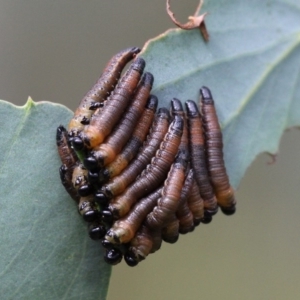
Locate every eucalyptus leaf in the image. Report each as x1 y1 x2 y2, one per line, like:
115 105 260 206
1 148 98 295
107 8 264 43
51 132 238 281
1 0 300 299
140 0 300 187
0 99 111 300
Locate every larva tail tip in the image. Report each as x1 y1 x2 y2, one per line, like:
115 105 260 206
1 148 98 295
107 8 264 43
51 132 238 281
221 206 236 216
201 211 213 224
185 100 199 116
56 125 66 144
142 72 154 86
131 46 141 55
163 235 179 244
200 86 214 104
147 95 158 110
171 98 183 113
132 57 146 72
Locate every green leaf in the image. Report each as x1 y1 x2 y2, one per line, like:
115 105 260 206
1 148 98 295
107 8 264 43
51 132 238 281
140 0 300 187
0 99 111 300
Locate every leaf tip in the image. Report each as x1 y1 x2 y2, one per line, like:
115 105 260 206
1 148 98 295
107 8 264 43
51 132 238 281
24 96 36 111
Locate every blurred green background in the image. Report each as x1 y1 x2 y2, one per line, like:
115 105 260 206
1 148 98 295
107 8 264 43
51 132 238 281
0 1 299 299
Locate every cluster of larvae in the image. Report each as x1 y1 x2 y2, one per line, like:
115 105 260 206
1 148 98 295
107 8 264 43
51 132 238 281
56 47 236 267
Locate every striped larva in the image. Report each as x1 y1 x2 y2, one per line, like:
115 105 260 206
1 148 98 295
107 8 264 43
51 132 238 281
99 95 158 183
72 57 145 150
185 99 218 216
108 115 183 219
200 87 236 215
84 72 154 170
145 151 187 230
56 125 79 202
68 47 140 137
104 188 162 245
95 107 170 204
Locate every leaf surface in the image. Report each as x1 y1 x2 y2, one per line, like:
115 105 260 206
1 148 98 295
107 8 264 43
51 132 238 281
0 99 111 300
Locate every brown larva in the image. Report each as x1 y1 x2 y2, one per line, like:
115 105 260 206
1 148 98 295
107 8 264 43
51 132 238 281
95 107 170 204
108 115 183 219
145 151 187 230
56 125 80 202
104 188 162 245
185 99 218 217
72 57 145 150
68 47 140 137
99 94 158 183
84 72 154 170
200 87 236 215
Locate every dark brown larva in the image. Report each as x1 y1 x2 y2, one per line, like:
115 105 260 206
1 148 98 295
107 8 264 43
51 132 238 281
145 151 187 230
68 47 140 137
185 100 218 216
56 125 80 202
95 107 170 203
200 87 236 215
99 95 158 183
84 72 154 170
161 214 179 244
105 188 162 244
108 115 183 219
72 57 145 150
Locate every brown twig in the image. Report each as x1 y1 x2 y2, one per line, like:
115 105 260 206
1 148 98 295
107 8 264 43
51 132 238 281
166 0 209 42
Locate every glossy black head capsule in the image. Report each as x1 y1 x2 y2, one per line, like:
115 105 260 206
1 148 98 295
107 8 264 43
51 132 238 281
88 223 107 240
84 155 99 171
94 190 110 206
124 251 139 267
104 248 123 265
